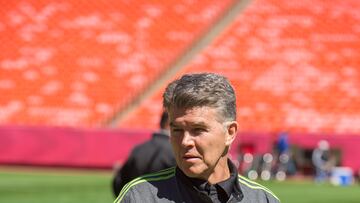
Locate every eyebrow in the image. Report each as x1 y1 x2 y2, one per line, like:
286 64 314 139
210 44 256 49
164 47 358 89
191 122 207 127
170 121 208 128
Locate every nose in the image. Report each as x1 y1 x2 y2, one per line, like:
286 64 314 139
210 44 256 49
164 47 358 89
181 131 195 148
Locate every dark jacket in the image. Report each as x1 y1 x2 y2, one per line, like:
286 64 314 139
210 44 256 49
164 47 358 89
112 131 176 197
114 160 280 203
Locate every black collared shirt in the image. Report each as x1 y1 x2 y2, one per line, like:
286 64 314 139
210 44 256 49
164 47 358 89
117 158 280 203
179 159 243 203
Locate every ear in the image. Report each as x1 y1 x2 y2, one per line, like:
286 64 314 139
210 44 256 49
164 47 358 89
225 121 238 146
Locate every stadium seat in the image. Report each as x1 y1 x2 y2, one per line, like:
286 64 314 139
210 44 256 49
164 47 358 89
0 0 236 127
119 0 360 134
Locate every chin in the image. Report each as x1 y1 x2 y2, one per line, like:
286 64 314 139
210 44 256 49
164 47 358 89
181 165 205 178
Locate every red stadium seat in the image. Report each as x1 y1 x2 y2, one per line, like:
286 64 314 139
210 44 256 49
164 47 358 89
0 0 236 127
119 0 360 134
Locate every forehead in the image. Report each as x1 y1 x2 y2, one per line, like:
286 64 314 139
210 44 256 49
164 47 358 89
169 106 222 125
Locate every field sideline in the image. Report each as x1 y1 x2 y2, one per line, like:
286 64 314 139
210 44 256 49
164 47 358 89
0 167 359 203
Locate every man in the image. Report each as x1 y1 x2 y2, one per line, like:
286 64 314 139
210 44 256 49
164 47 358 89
112 111 176 197
312 140 332 183
115 73 280 203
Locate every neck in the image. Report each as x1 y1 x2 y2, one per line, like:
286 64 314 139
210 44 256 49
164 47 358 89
206 156 230 184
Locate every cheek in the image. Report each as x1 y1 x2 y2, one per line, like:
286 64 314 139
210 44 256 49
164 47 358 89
201 134 226 157
170 137 180 153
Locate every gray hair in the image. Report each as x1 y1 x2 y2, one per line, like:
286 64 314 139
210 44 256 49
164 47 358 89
163 73 236 122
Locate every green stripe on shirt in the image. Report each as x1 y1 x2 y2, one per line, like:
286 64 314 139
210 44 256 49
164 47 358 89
238 175 280 201
115 167 176 203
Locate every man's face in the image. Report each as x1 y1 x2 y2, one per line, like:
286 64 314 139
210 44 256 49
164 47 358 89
169 106 235 179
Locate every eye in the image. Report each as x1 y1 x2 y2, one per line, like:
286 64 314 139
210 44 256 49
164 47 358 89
171 127 183 135
192 127 206 135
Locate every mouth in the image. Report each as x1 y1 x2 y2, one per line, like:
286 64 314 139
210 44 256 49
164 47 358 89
182 154 201 161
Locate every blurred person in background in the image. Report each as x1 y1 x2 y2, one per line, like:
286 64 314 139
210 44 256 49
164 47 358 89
276 132 289 157
112 111 176 197
115 73 280 203
312 140 332 183
274 132 297 180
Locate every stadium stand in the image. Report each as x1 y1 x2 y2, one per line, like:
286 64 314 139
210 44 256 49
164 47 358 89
118 0 360 173
120 0 360 135
1 0 360 172
0 0 236 127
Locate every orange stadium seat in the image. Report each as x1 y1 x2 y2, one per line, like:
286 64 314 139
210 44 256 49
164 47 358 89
0 0 236 127
119 0 360 134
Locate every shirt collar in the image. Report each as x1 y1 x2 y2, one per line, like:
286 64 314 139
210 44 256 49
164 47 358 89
176 159 243 201
217 159 238 198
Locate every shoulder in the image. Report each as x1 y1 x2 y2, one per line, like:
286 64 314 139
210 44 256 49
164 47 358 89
131 140 154 155
237 175 280 203
114 167 176 203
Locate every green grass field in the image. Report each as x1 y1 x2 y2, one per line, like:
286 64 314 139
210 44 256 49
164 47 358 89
261 179 360 203
1 168 359 203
